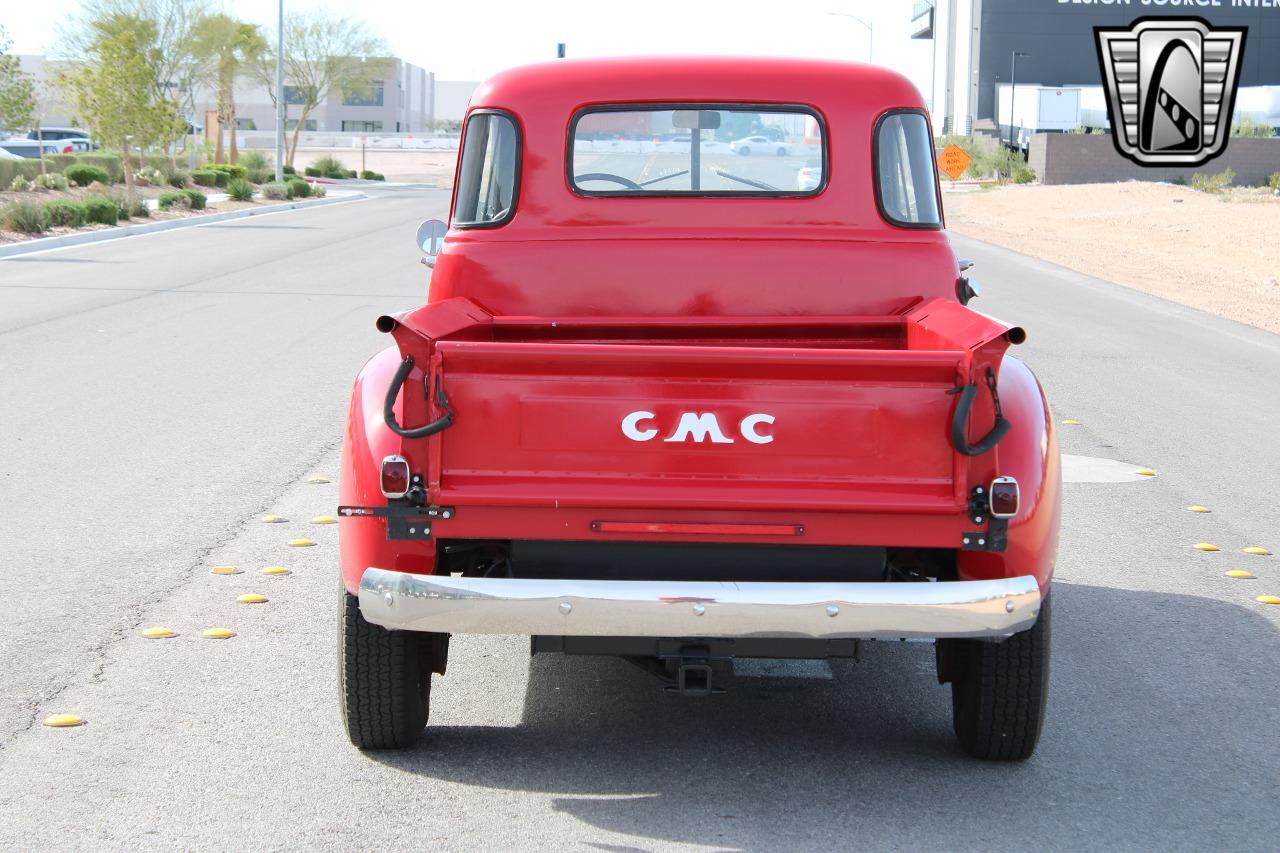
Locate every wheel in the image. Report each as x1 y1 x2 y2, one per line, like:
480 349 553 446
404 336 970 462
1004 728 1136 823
776 146 788 156
937 591 1050 761
738 145 751 156
339 584 447 749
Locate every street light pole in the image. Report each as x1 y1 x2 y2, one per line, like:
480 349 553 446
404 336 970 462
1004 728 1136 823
826 12 874 64
274 0 285 181
1009 51 1030 150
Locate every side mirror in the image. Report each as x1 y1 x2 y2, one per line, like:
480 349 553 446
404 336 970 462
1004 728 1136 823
415 219 447 267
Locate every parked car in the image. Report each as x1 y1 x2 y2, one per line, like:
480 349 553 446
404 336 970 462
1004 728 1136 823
26 128 94 152
796 157 822 190
338 56 1060 762
732 134 789 156
0 138 74 158
0 147 22 161
654 133 731 154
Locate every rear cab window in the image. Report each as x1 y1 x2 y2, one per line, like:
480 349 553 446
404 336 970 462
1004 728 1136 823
874 111 942 228
454 111 520 227
570 105 826 197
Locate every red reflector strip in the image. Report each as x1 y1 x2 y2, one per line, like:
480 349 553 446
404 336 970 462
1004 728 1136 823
590 521 803 537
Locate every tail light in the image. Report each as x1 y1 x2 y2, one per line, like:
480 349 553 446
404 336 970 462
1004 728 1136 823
380 455 410 499
62 145 73 154
989 476 1020 519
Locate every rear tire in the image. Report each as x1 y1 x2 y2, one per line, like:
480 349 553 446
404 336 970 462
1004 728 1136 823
938 592 1050 761
738 145 751 156
340 585 443 750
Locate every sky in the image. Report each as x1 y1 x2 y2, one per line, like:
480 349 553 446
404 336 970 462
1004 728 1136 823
4 0 934 98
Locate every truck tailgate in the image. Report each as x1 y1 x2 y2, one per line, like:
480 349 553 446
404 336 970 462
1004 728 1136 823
429 340 966 513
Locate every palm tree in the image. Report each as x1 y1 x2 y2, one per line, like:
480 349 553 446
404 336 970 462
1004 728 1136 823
190 14 266 163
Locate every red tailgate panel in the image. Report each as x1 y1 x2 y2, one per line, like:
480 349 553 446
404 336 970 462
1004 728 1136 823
433 341 966 513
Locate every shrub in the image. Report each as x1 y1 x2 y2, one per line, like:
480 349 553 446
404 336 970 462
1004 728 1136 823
226 177 254 201
72 153 123 182
1268 172 1280 192
169 172 191 188
34 172 69 191
304 166 320 177
66 164 112 187
245 166 273 184
1190 168 1235 194
282 164 296 175
2 201 48 233
1013 166 1036 184
359 170 385 181
183 188 207 210
288 178 312 198
238 150 270 171
135 165 165 186
1231 115 1275 138
83 195 119 225
102 190 134 220
44 199 87 227
130 196 150 218
9 175 33 192
201 162 247 179
312 155 344 174
310 183 327 198
191 169 224 187
261 182 291 200
157 191 191 211
346 169 357 178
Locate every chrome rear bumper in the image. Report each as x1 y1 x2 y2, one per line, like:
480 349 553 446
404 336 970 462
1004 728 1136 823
357 569 1042 640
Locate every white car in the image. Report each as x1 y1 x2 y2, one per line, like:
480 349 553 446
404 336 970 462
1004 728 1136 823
654 134 731 154
732 135 790 156
796 158 822 191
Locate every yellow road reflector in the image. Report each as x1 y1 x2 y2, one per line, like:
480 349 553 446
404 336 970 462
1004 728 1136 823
1186 505 1211 513
1256 595 1280 605
43 714 84 728
1192 543 1220 552
1243 546 1272 556
311 515 337 525
237 593 268 604
287 538 316 547
261 566 290 576
210 565 242 575
202 627 236 639
140 626 175 639
262 515 287 524
1061 419 1080 425
1134 468 1156 476
308 476 331 484
1226 570 1255 579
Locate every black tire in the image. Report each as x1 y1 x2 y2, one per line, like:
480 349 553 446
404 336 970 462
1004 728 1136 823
938 592 1050 761
738 145 751 156
776 146 787 156
340 586 445 750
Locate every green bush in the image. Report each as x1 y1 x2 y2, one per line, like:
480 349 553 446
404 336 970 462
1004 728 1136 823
157 191 191 211
303 166 320 177
66 164 112 187
169 172 191 188
1013 166 1036 184
261 182 291 200
282 164 296 175
312 155 345 174
1268 172 1280 192
0 159 44 187
130 196 150 218
226 177 254 201
310 183 327 198
191 169 224 187
71 153 123 182
1190 168 1235 194
288 178 312 198
41 153 76 174
9 175 33 192
82 195 119 225
102 191 134 220
2 201 48 233
346 169 357 178
43 199 87 227
1231 115 1275 138
182 188 207 210
245 166 273 184
238 150 270 171
359 170 385 181
201 162 247 179
34 172 69 191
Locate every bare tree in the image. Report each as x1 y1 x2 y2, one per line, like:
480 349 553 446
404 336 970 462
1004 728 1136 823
254 12 390 166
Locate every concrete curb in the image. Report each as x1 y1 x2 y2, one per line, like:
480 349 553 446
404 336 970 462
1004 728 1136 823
0 192 367 260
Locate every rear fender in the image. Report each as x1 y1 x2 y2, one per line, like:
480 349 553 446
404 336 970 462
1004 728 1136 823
339 346 439 594
957 356 1061 593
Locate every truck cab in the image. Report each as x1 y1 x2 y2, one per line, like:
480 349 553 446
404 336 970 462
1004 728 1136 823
338 57 1060 760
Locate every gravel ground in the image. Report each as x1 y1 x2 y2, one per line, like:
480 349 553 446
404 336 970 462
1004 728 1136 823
947 182 1280 334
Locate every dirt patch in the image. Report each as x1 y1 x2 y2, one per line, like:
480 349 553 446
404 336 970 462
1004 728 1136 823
288 149 458 186
946 182 1280 334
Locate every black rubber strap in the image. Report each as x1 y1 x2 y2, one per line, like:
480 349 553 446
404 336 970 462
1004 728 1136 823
383 356 454 439
950 368 1011 457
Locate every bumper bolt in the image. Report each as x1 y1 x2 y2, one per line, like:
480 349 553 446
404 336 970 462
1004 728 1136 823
558 601 572 614
826 605 839 617
384 592 394 607
692 603 706 616
1005 600 1015 613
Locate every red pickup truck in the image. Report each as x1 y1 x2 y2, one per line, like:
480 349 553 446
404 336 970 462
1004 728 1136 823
338 57 1060 761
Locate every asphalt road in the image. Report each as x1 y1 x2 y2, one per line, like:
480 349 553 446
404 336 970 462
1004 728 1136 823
1 188 1277 851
